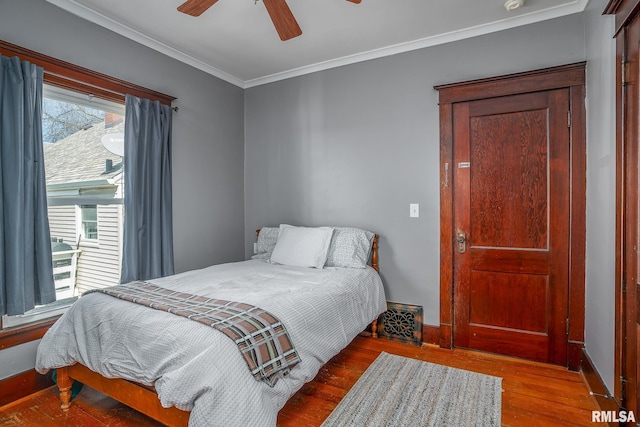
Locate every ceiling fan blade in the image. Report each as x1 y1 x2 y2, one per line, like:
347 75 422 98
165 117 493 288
262 0 302 41
346 0 362 3
177 0 219 16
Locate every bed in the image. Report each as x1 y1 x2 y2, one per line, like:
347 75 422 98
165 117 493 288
35 226 386 426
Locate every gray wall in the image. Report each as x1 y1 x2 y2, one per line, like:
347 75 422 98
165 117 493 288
584 0 617 393
245 13 587 326
0 0 245 379
0 341 40 380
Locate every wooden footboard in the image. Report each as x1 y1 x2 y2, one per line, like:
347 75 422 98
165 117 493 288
57 364 189 426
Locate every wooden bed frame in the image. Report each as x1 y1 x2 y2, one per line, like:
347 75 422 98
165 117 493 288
55 230 380 426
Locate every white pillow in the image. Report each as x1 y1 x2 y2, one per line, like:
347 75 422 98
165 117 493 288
270 225 334 269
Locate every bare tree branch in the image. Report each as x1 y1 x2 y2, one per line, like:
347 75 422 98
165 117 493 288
43 99 104 143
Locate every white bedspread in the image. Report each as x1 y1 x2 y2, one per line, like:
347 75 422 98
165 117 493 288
35 260 387 426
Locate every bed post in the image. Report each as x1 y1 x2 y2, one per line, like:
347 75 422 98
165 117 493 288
371 318 379 338
371 235 379 272
370 235 380 338
56 367 73 411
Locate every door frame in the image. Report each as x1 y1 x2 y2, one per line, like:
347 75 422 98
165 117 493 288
434 63 587 370
605 0 640 412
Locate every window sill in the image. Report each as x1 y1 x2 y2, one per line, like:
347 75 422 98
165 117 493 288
0 317 60 350
0 297 76 348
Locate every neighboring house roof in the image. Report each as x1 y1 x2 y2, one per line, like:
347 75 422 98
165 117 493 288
43 120 124 186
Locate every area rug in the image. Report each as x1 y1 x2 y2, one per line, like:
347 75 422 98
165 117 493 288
321 352 502 427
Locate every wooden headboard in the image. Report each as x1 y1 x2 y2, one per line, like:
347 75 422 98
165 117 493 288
256 228 379 272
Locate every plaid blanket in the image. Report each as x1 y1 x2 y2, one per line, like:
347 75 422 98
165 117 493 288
85 281 301 387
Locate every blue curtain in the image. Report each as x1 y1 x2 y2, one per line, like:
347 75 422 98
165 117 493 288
121 94 174 283
0 55 55 316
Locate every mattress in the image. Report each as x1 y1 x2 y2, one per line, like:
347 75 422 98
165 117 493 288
35 259 387 426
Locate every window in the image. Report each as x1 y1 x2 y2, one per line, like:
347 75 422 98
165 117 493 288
0 41 174 334
80 205 98 240
1 86 126 329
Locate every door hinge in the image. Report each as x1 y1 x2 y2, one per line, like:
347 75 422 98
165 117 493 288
566 318 569 335
622 61 629 86
567 111 571 128
621 376 628 401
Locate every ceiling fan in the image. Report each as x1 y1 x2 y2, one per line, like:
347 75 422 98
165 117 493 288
177 0 362 41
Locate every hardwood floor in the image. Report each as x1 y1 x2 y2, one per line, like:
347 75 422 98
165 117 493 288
0 336 602 426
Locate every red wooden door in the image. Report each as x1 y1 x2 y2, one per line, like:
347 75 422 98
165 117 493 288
452 90 570 365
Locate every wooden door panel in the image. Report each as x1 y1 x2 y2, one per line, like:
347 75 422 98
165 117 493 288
469 110 548 249
469 271 548 333
468 325 549 362
453 89 570 365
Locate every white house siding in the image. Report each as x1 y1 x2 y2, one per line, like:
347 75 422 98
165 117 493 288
75 204 123 293
47 205 77 244
47 204 122 295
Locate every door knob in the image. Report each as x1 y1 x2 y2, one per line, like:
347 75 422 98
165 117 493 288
456 231 467 253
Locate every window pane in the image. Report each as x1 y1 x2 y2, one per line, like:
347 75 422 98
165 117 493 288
81 205 97 221
42 87 125 306
83 222 98 240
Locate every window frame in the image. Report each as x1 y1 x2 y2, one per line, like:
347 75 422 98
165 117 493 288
79 204 99 242
0 39 175 335
0 40 175 107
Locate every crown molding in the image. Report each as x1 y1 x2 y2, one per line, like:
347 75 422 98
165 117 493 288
46 0 245 88
245 0 590 88
47 0 589 89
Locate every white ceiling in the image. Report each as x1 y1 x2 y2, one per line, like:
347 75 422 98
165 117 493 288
46 0 589 88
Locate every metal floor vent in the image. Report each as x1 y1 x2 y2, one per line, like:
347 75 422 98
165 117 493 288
379 302 423 346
